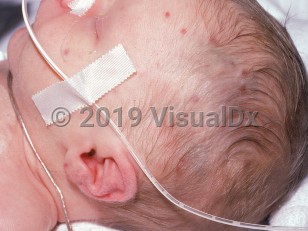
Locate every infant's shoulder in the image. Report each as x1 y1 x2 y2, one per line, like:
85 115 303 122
0 61 19 155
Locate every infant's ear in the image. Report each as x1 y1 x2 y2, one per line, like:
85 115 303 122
63 136 137 203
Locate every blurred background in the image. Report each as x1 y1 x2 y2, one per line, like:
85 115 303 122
0 0 39 53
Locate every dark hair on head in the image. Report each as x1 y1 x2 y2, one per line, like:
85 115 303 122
187 0 308 225
230 0 308 206
231 0 308 180
97 1 308 230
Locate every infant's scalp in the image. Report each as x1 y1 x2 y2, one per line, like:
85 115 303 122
108 0 308 230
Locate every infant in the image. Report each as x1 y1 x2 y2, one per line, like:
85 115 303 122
0 0 307 230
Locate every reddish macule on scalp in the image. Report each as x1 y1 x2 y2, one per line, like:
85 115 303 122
209 35 218 45
165 11 170 18
190 95 200 103
230 61 235 66
180 28 187 35
175 157 185 174
242 69 250 78
239 84 247 93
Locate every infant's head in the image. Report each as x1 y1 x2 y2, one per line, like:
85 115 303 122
7 0 308 230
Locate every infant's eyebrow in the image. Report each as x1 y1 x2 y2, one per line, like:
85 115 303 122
32 44 136 126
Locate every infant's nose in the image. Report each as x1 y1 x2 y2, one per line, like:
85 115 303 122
64 0 116 17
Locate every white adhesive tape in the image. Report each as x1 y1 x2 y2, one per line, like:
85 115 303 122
68 0 96 16
32 44 136 126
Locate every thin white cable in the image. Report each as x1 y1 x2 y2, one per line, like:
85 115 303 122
7 73 73 231
21 1 74 230
20 0 308 230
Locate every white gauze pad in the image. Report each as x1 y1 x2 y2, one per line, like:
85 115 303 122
32 44 136 126
68 0 96 16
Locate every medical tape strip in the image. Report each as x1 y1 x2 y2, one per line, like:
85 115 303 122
32 44 136 126
68 0 96 16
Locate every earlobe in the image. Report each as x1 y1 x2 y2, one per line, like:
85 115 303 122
64 140 137 203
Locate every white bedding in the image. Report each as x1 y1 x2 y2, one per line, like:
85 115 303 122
258 0 308 69
55 223 117 231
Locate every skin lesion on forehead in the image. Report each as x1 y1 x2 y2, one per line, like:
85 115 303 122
180 28 188 35
165 11 171 18
162 9 188 35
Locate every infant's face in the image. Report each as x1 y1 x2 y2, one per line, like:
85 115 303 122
9 0 195 99
7 0 203 212
8 0 200 170
8 0 200 145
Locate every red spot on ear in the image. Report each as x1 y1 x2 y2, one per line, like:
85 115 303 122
63 48 70 56
165 11 170 18
181 28 187 35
